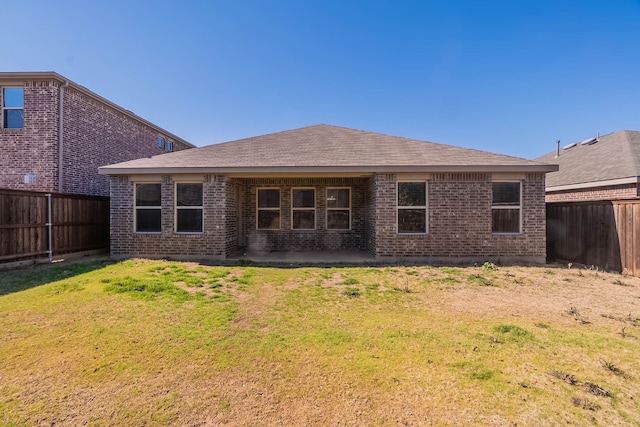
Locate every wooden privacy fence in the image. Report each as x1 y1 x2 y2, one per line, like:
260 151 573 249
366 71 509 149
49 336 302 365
547 200 640 276
0 188 109 263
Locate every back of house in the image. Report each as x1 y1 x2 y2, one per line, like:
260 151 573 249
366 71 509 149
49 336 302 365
100 124 558 263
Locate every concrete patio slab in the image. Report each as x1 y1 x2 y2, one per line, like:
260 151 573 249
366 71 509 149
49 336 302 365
229 249 375 266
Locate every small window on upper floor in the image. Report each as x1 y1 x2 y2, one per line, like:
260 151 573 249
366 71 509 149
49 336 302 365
167 141 173 152
2 87 24 129
157 137 165 149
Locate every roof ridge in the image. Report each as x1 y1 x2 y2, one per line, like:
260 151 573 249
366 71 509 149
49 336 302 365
536 129 640 189
100 125 557 173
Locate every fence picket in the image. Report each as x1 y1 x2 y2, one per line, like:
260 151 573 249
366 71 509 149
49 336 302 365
547 200 640 276
0 189 109 263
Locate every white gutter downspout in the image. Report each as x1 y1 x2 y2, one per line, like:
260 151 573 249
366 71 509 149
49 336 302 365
58 81 68 193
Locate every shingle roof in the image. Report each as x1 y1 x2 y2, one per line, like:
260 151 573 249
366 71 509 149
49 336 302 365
536 130 640 190
99 124 556 174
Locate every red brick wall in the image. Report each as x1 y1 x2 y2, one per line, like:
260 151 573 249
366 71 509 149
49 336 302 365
0 80 59 192
238 177 368 252
109 175 226 259
225 178 240 256
109 172 547 262
374 172 547 261
365 176 377 256
546 183 639 202
0 78 191 196
61 86 190 196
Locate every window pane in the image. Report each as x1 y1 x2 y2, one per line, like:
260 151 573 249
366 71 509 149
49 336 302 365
327 210 350 230
398 182 426 207
327 188 349 208
177 183 203 206
258 189 280 208
157 137 164 148
293 189 314 208
398 209 427 233
4 110 23 129
258 210 280 229
136 183 161 206
3 88 24 107
177 209 203 232
492 209 520 233
136 209 161 232
293 210 315 229
492 182 520 206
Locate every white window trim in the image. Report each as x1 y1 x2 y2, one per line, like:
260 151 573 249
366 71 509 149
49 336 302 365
174 181 204 234
291 187 316 230
256 187 281 230
491 180 523 235
326 187 351 231
397 180 428 235
134 182 162 234
2 86 24 129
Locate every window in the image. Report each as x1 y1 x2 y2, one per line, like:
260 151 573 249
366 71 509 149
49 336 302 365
167 140 173 151
397 181 427 234
292 188 315 229
492 182 522 233
157 137 165 149
257 188 280 229
175 183 203 233
24 173 36 184
135 183 162 233
2 87 24 129
326 188 350 230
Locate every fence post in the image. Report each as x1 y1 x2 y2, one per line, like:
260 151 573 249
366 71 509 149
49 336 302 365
47 193 53 262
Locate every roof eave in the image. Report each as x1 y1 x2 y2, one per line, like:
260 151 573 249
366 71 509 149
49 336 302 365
546 176 640 192
99 164 559 176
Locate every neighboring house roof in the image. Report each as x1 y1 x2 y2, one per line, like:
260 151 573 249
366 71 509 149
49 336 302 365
99 124 556 175
536 130 640 191
0 71 195 149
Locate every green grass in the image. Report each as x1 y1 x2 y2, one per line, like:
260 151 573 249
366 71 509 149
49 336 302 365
0 258 639 425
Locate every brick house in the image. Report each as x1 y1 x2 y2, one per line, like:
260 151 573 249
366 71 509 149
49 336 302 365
536 130 640 202
99 125 557 262
537 130 640 274
0 71 193 196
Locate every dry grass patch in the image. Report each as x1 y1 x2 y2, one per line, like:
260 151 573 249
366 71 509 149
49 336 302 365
1 259 639 425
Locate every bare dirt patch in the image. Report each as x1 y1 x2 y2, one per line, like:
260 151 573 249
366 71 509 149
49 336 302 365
434 265 640 330
2 259 640 426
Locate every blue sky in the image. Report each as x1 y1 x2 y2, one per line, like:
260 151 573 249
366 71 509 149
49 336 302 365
3 0 639 159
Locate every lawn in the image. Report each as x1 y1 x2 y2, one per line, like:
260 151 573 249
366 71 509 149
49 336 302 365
1 257 639 426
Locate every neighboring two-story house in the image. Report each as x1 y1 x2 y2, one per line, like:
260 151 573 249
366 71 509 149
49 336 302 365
537 130 640 275
0 71 193 196
537 130 640 202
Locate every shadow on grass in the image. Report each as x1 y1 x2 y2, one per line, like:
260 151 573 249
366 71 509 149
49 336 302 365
0 256 116 296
